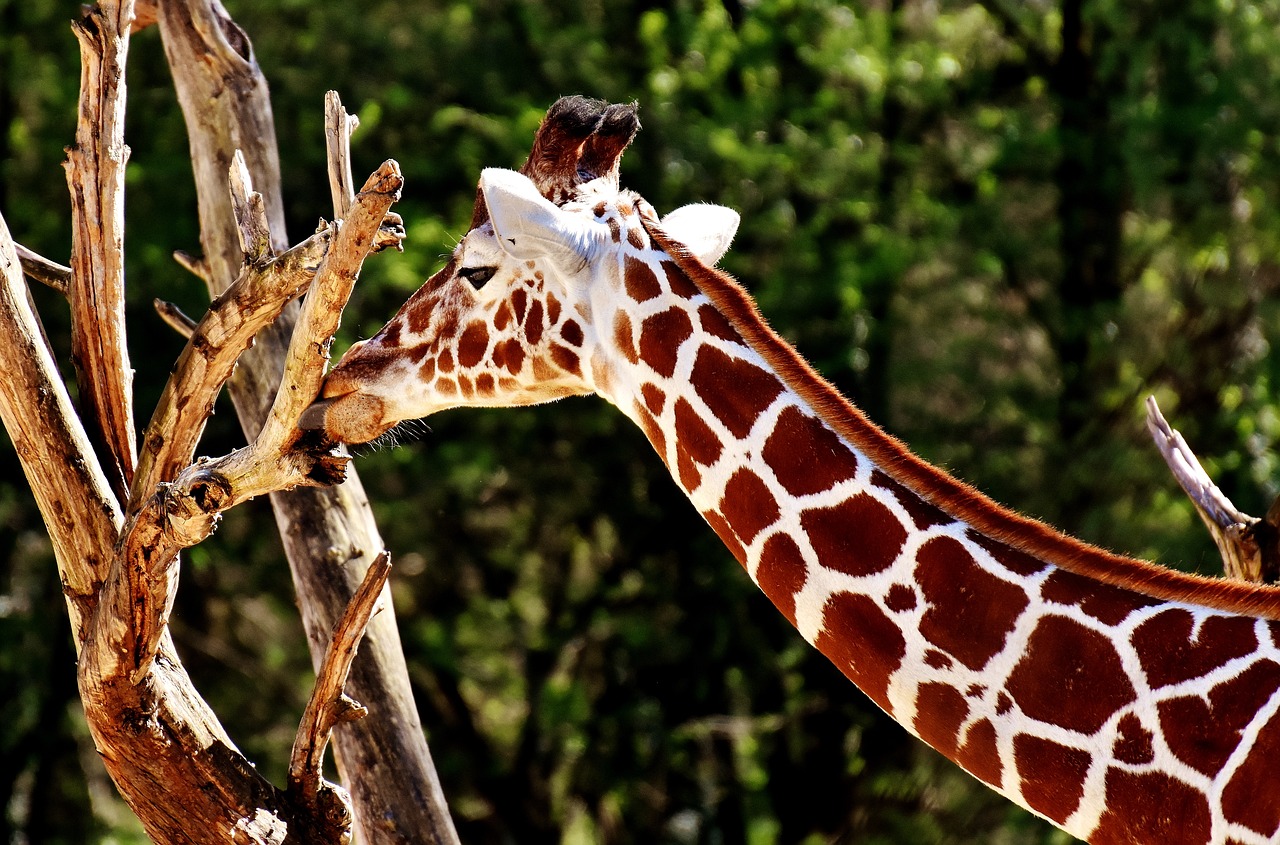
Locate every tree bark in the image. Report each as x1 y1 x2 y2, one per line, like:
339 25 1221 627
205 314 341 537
155 2 458 841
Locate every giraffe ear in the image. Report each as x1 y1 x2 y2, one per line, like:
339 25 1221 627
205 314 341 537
480 168 601 264
660 204 740 266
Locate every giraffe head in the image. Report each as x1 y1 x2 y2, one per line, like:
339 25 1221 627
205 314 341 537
303 97 740 444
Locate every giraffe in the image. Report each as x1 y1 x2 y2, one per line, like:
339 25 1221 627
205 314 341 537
302 97 1280 844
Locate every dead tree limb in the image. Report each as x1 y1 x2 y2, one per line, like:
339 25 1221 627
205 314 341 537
287 552 393 842
65 0 138 499
1146 395 1280 583
157 2 459 840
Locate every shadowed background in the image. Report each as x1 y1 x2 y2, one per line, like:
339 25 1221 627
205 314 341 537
4 0 1280 842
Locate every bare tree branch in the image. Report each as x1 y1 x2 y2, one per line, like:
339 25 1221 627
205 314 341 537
154 298 198 337
1146 395 1280 583
65 0 138 499
287 552 393 840
0 212 120 646
157 3 457 837
16 244 72 296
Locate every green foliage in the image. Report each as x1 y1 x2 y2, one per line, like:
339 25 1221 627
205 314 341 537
4 0 1280 841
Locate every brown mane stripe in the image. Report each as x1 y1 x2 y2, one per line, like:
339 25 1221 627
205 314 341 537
640 213 1280 620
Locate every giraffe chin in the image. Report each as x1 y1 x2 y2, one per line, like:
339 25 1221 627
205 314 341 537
298 392 394 445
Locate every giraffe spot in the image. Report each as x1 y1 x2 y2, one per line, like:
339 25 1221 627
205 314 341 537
525 300 545 345
914 682 969 758
532 356 557 381
690 346 783 438
1111 713 1154 765
491 342 507 369
916 535 1029 671
698 303 739 341
677 448 701 491
1040 568 1160 627
639 307 693 378
618 201 634 217
499 377 519 392
957 719 1002 789
756 533 807 626
625 255 662 302
815 592 906 714
627 226 646 250
1007 616 1136 734
525 261 536 269
640 383 665 415
458 375 473 398
419 356 436 382
1158 658 1280 776
1222 705 1280 835
801 494 906 578
1134 609 1259 689
925 650 953 671
546 293 562 325
703 509 745 564
674 397 722 466
475 373 495 396
1014 735 1091 824
512 288 528 324
872 470 954 530
719 469 779 546
457 322 490 368
1090 770 1211 845
550 345 580 375
406 288 442 335
665 261 701 299
561 319 583 347
501 339 525 375
763 406 857 496
380 321 402 347
608 218 621 242
409 342 431 364
634 402 667 465
438 348 454 373
968 531 1049 576
614 312 638 363
494 302 513 331
436 378 457 397
965 683 985 698
884 583 917 613
996 692 1012 715
593 201 607 218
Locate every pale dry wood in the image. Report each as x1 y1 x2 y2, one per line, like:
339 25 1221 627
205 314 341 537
1146 395 1280 583
0 213 119 646
15 244 72 296
157 5 459 838
326 92 359 220
287 552 393 842
65 0 138 498
115 160 399 682
154 298 198 338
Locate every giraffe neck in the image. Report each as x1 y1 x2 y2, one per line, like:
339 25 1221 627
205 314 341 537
595 222 1280 844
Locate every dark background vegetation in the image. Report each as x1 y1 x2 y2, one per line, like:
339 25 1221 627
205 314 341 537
5 0 1280 842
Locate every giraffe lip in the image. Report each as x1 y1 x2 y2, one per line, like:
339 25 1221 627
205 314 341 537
297 397 337 431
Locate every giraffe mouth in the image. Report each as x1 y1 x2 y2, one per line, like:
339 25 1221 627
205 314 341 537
298 390 392 445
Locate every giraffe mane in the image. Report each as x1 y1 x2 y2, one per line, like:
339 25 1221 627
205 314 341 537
640 214 1280 620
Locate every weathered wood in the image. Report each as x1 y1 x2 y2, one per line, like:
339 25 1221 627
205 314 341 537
64 0 138 500
156 2 460 841
1147 395 1280 583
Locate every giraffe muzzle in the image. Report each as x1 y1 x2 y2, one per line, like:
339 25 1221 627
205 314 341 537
298 390 392 445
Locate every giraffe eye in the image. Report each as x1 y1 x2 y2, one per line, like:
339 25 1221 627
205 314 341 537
459 266 497 288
